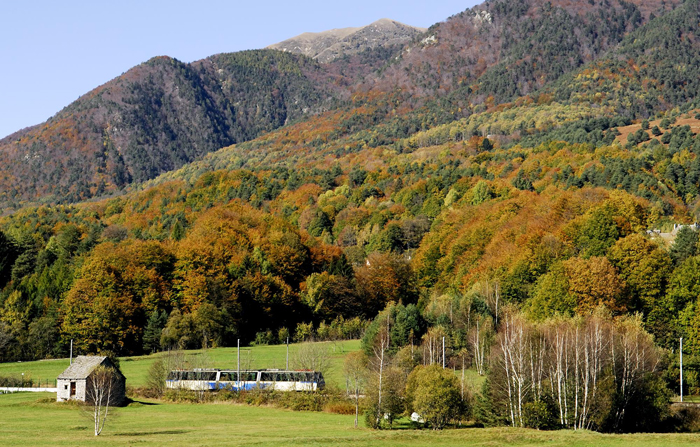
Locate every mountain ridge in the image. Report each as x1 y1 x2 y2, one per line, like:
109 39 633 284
0 0 688 210
0 51 353 207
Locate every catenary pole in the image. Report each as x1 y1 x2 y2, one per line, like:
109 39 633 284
680 337 684 403
442 337 445 369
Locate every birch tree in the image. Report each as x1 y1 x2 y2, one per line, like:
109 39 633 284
365 315 391 429
344 351 367 428
470 315 492 375
85 366 119 436
293 341 331 375
489 310 662 431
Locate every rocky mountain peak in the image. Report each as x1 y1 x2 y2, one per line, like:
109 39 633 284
267 19 425 63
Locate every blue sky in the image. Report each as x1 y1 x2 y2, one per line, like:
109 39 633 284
0 1 481 139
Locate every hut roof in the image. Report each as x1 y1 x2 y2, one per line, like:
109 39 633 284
57 356 115 380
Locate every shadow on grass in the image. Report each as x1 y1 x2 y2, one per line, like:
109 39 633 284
128 400 161 406
114 429 190 436
379 418 428 430
124 398 161 407
382 418 484 431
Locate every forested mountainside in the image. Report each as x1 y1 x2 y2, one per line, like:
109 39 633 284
169 0 699 177
179 0 690 178
6 0 700 432
0 0 684 210
0 51 356 207
367 0 680 100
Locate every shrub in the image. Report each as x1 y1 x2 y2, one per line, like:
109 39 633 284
522 398 559 430
407 364 464 430
324 401 355 415
278 390 325 411
294 322 314 342
253 330 276 346
278 327 290 343
669 406 700 432
164 389 214 403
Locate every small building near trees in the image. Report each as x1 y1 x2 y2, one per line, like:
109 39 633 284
56 355 126 405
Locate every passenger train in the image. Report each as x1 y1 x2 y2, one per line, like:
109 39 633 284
166 369 325 392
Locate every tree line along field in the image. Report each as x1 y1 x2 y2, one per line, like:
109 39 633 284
0 340 361 389
1 392 699 446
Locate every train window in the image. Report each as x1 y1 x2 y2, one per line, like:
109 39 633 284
261 372 293 382
289 372 311 382
219 371 257 381
197 372 216 381
258 372 318 382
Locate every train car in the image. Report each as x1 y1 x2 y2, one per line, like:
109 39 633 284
166 369 218 391
166 369 325 392
216 370 260 391
257 370 325 391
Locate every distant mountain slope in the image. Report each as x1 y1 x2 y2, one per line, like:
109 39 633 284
267 18 425 63
0 0 688 210
0 51 344 207
146 0 699 184
548 0 700 117
368 0 681 104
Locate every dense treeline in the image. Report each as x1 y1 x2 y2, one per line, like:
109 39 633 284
0 201 415 358
4 121 700 369
354 303 677 432
172 0 700 188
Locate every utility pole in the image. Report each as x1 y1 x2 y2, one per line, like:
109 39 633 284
237 339 241 391
286 336 289 370
680 337 684 403
70 339 73 365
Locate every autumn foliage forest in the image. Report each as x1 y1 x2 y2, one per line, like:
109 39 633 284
3 0 700 433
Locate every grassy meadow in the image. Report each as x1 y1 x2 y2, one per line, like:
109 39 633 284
2 392 700 447
0 340 360 389
2 339 700 446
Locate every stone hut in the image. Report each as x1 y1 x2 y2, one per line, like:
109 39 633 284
56 356 126 405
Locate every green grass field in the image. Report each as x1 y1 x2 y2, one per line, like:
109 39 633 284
0 340 360 389
2 392 700 446
673 395 700 403
2 341 700 445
